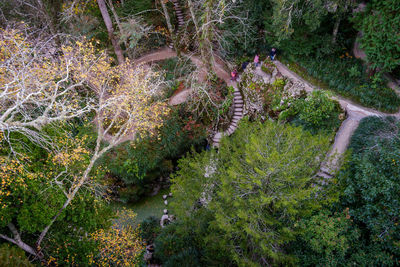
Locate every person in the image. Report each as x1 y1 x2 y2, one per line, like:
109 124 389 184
254 54 260 67
231 69 238 81
242 61 249 71
270 48 277 61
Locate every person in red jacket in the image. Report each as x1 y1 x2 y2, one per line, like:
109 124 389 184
231 69 238 81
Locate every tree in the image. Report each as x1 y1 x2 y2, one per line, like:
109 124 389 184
352 0 400 72
170 120 332 265
0 27 168 261
160 0 179 55
97 0 125 64
265 0 355 46
186 0 252 72
89 209 145 266
338 116 400 265
292 209 360 267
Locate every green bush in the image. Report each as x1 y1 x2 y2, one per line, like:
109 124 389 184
153 223 199 263
337 116 400 265
292 91 342 133
139 216 161 244
163 247 201 267
0 244 33 267
292 209 361 267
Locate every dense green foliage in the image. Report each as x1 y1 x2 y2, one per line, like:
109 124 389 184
282 90 343 133
0 244 34 267
290 117 400 266
161 120 331 265
292 209 361 267
338 116 400 265
103 109 205 202
285 55 400 113
0 124 112 265
352 0 400 72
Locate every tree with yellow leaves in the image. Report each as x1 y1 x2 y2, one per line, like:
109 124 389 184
89 208 145 266
0 25 169 261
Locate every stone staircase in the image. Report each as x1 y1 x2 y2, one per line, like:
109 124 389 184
168 0 185 49
212 83 244 147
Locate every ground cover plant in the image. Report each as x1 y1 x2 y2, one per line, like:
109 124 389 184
283 54 400 113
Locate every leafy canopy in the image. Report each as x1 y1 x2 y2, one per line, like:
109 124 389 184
171 120 332 266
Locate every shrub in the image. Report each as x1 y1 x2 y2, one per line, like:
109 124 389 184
292 90 343 133
292 209 361 267
153 223 199 263
139 216 161 244
0 244 33 267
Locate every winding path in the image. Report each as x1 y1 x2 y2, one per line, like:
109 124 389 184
135 48 400 178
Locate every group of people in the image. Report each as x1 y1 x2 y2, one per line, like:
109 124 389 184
231 48 276 81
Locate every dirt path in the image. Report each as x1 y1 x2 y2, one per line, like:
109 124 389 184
272 60 400 177
135 48 233 105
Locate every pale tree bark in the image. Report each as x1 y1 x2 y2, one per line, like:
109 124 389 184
107 0 122 33
160 0 180 56
97 0 125 64
187 0 213 73
332 16 340 44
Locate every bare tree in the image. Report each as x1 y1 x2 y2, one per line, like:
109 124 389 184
185 0 253 72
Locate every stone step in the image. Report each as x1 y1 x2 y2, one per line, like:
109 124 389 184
316 171 332 179
234 108 243 112
231 119 241 125
233 92 241 96
320 166 333 176
225 128 233 135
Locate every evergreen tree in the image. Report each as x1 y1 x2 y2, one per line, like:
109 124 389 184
170 120 332 266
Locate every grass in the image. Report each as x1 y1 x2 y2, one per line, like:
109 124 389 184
111 188 169 226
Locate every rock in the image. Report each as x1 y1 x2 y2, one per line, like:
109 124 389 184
164 209 168 214
164 200 168 205
163 194 167 200
160 214 170 227
169 192 172 197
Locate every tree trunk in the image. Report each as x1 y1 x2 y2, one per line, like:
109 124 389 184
201 0 215 73
331 16 340 44
187 0 213 73
97 0 125 65
160 0 179 56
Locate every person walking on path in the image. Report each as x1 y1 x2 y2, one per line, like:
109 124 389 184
242 61 249 71
254 54 260 67
270 48 277 61
231 69 238 81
